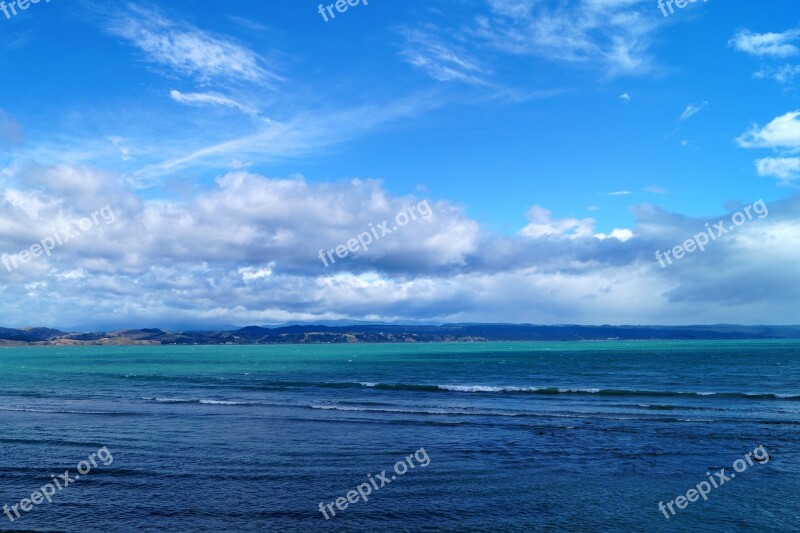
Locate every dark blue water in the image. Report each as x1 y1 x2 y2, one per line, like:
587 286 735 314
0 341 798 531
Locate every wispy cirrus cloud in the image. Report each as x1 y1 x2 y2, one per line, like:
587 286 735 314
754 64 800 84
680 101 708 121
135 93 444 181
644 185 668 195
169 90 257 116
472 0 658 76
399 26 492 87
106 4 279 85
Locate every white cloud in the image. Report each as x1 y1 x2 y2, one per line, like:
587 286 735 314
239 263 275 282
756 157 800 182
3 165 800 326
737 110 800 149
399 27 492 86
107 5 278 84
473 0 658 76
135 94 442 181
730 29 800 58
606 190 631 196
754 64 800 83
594 228 634 242
620 93 631 103
519 206 595 238
680 101 708 121
108 136 132 162
170 90 257 116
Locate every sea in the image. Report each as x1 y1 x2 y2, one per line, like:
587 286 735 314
0 340 798 532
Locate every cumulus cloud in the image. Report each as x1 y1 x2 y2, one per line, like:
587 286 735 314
2 165 800 327
737 110 800 149
519 206 595 238
730 29 800 58
756 157 800 182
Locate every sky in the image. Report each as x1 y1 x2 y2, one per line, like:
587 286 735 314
1 0 800 329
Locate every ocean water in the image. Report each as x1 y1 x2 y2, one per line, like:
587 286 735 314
0 341 798 532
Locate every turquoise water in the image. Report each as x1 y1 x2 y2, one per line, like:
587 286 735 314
0 341 798 531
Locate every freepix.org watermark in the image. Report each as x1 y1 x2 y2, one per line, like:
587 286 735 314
318 200 433 267
658 0 709 18
1 0 51 21
3 446 114 523
318 447 431 520
658 445 769 519
1 205 116 273
317 0 367 23
655 199 768 269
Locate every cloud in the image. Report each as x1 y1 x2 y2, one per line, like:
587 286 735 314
135 94 443 182
472 0 659 76
644 185 668 195
594 228 634 242
756 157 800 182
680 101 708 121
3 165 800 326
108 136 132 162
737 110 800 149
0 166 479 277
170 90 257 116
518 205 595 238
620 92 631 103
606 190 631 196
754 64 800 83
399 27 492 86
106 4 278 84
730 29 800 58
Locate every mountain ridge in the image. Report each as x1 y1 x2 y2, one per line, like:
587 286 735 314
2 324 800 346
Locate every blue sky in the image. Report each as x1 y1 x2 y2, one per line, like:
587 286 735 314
1 0 800 328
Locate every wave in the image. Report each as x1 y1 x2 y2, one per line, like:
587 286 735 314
355 383 800 400
142 397 253 406
127 378 800 401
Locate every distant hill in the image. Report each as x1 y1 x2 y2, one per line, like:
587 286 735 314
1 324 800 346
0 327 67 343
